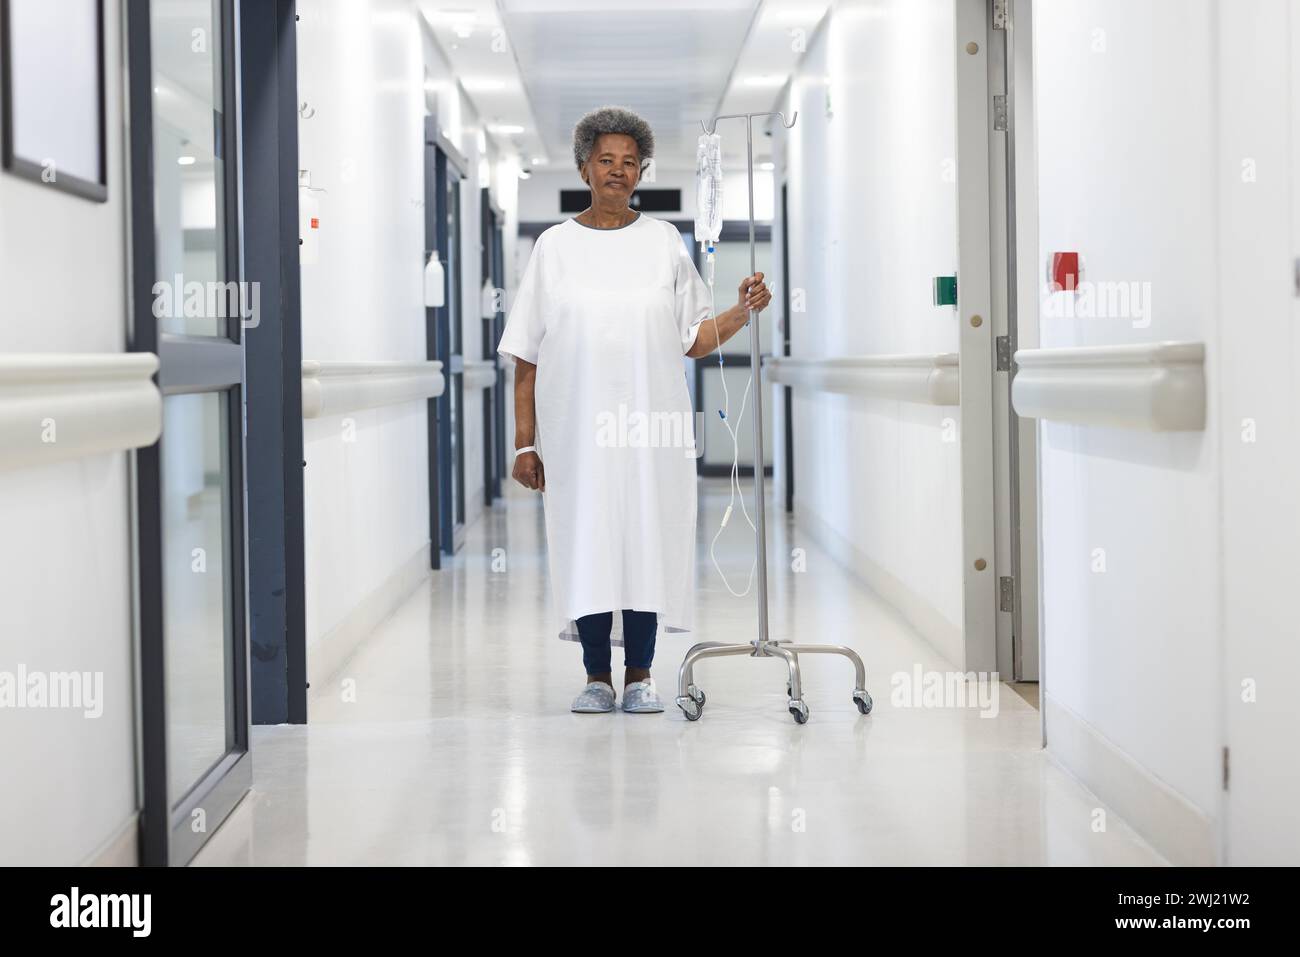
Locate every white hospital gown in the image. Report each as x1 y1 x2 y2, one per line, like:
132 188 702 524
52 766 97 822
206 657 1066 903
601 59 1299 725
497 212 711 645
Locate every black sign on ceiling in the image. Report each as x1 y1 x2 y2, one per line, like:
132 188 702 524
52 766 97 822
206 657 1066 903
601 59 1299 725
560 189 682 214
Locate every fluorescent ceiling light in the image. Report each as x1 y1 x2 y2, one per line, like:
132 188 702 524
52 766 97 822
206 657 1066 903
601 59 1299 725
461 77 508 92
500 0 749 9
743 75 787 87
424 9 481 37
425 10 476 26
761 2 828 26
177 155 196 166
490 124 525 135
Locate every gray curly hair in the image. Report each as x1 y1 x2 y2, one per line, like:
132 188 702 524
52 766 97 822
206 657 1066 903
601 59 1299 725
572 105 655 173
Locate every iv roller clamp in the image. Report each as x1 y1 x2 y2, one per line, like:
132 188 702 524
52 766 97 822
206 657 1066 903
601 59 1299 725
676 110 872 725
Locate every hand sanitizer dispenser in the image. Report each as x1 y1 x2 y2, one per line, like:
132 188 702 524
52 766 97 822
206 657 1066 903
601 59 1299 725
424 253 445 308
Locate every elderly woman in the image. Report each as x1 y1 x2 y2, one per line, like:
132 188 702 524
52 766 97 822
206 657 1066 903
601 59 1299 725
497 105 770 714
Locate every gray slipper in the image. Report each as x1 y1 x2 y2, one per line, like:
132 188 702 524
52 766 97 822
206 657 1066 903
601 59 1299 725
571 681 617 713
621 679 664 713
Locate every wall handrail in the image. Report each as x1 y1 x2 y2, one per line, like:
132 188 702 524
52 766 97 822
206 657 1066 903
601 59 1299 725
462 358 497 391
0 353 162 473
763 353 960 406
1011 340 1206 431
301 359 445 419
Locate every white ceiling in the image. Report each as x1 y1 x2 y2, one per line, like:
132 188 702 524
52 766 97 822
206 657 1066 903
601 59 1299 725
711 0 830 166
500 0 758 171
418 0 830 173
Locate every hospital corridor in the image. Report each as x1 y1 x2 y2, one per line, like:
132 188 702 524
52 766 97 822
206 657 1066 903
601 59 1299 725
2 0 1299 904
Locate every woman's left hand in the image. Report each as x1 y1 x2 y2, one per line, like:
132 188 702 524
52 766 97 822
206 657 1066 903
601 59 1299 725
739 272 771 314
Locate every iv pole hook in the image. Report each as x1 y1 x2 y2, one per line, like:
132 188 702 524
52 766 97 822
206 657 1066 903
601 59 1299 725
699 110 798 136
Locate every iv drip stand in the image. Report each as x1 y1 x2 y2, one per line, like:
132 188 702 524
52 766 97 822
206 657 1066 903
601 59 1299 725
676 111 872 724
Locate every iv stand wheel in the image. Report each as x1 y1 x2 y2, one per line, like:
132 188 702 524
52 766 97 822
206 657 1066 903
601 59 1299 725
853 690 873 715
788 699 809 725
676 684 706 721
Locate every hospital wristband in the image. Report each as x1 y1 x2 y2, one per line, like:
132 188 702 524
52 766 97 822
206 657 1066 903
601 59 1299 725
514 445 537 458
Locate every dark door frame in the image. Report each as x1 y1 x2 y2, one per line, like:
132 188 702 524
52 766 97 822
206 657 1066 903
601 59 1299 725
489 207 506 499
240 0 306 726
426 121 468 555
422 120 442 570
126 0 252 867
480 188 506 504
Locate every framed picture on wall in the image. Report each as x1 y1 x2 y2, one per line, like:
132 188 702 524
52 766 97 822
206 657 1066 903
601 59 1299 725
0 0 107 202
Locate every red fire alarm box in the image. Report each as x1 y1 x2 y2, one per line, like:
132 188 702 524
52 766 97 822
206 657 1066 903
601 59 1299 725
1049 251 1081 292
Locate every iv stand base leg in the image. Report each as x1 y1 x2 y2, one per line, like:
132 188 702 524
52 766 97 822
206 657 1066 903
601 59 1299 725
675 638 872 724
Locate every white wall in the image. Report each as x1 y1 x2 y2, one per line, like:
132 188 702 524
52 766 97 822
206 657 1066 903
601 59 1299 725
0 0 137 865
421 17 501 529
1033 0 1300 864
296 0 433 661
1216 0 1300 867
295 0 514 671
777 0 965 665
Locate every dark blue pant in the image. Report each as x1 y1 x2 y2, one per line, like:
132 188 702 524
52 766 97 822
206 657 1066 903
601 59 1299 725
577 610 657 676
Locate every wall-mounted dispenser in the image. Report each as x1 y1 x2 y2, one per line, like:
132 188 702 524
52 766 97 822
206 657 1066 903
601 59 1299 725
424 252 445 308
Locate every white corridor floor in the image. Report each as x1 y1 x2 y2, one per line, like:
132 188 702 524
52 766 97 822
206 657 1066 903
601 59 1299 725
196 478 1165 866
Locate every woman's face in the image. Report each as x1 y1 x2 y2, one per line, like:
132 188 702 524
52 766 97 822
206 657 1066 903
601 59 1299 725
582 133 641 202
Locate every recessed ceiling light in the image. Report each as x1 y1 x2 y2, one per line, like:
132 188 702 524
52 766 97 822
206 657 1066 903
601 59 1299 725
489 124 525 135
757 161 775 171
177 155 196 166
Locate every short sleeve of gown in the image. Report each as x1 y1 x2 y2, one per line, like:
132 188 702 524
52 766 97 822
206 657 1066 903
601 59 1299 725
497 235 547 365
673 231 712 354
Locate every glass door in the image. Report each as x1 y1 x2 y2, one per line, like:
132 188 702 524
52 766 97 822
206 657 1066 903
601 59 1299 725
129 0 250 866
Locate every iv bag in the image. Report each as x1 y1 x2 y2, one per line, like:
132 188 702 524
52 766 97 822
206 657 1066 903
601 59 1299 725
694 133 723 244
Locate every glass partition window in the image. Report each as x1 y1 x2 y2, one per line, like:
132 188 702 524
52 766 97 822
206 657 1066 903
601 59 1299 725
161 391 234 800
146 0 248 852
151 0 228 338
713 240 770 356
697 239 774 467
